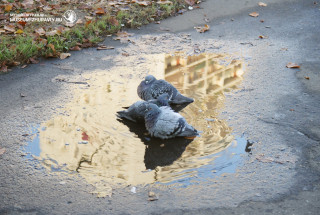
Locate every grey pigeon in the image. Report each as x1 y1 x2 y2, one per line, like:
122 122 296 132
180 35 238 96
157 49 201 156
137 75 194 105
144 103 199 139
117 93 170 123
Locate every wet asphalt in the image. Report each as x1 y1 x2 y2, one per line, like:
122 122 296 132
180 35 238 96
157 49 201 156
1 0 320 214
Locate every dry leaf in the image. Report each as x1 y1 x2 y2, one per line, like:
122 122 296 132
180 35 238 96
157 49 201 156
290 109 295 111
46 30 58 36
109 17 119 26
43 5 52 11
76 19 83 24
136 1 150 6
48 44 56 54
0 65 8 73
21 64 28 69
286 62 300 68
260 19 264 23
85 16 93 20
85 20 92 27
4 25 15 33
95 8 105 15
29 57 39 64
258 2 267 7
60 53 71 60
35 27 46 36
0 147 5 156
97 45 115 50
18 21 27 27
259 35 268 39
5 4 13 12
304 76 310 80
194 24 210 33
122 52 129 57
184 0 195 5
70 46 81 51
249 12 259 17
39 38 47 46
15 29 24 34
157 0 173 4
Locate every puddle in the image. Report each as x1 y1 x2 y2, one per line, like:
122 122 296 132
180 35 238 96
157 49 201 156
24 53 246 196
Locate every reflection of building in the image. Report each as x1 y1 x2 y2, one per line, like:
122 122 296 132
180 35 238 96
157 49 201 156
32 54 244 196
154 53 244 183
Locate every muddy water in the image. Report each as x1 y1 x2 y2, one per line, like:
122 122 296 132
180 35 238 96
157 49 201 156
25 53 245 197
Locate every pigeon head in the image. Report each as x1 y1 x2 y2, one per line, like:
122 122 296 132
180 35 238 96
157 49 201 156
145 103 161 116
137 75 157 100
144 75 156 85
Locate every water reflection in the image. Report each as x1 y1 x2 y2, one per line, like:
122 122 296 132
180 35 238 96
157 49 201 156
25 53 245 196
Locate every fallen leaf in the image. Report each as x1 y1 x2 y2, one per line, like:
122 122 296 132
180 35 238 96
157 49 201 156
60 53 71 60
290 109 295 111
304 76 310 80
0 65 8 73
97 45 114 50
43 5 52 11
46 30 58 36
0 147 5 156
95 8 105 15
35 27 46 36
136 0 150 6
157 0 173 4
29 57 39 64
70 46 81 51
4 25 15 33
109 16 119 26
5 4 13 12
20 93 26 97
260 19 264 23
82 132 89 141
258 2 267 7
15 29 24 34
18 21 27 27
122 52 129 57
85 16 93 20
148 191 159 201
39 38 47 46
194 24 210 33
184 0 195 5
259 35 268 39
85 20 92 27
76 19 83 24
48 44 56 54
281 48 288 51
21 64 28 69
286 62 300 68
249 12 259 17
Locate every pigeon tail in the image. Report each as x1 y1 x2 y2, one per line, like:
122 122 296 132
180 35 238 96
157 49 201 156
171 93 194 105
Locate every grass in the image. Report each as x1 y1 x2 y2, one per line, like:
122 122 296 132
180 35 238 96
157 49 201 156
0 0 190 72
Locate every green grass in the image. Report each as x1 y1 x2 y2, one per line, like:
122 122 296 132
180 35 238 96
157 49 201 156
0 0 188 71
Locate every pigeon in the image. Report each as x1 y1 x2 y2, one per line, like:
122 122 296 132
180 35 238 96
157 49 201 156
117 93 170 123
137 75 194 105
144 103 199 139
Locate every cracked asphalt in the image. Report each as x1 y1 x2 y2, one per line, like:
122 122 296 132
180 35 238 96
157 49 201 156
1 0 320 214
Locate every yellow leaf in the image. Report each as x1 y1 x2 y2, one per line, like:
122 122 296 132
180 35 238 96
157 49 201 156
16 29 24 34
249 12 259 17
5 4 13 12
